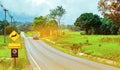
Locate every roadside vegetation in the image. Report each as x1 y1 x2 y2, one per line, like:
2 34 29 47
42 30 120 67
0 36 29 70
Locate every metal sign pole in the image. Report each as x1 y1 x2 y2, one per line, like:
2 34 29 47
11 49 18 68
14 58 16 67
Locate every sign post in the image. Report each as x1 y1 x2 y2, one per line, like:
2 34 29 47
14 58 16 67
11 49 18 58
11 49 18 67
8 30 21 67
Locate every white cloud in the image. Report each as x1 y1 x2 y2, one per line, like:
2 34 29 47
1 0 51 16
0 0 101 24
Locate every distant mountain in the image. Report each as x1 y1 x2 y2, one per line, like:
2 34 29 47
0 10 34 23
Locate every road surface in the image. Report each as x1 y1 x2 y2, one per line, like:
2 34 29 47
21 32 120 70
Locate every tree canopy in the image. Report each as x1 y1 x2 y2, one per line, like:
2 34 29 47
49 6 66 25
98 0 120 25
74 13 101 34
0 20 10 35
32 16 58 36
32 16 47 31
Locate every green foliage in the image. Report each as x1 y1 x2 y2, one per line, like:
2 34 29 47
31 6 65 37
33 16 47 30
118 28 120 34
49 6 66 24
70 44 80 54
6 26 13 35
110 24 119 35
74 13 120 35
46 20 58 29
74 13 102 34
99 18 119 35
0 21 4 35
32 16 58 37
0 20 10 35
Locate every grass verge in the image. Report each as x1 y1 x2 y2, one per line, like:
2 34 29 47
0 35 29 70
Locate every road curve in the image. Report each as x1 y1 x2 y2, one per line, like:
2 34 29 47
21 32 120 70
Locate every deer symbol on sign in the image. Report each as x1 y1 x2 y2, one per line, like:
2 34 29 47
11 33 17 37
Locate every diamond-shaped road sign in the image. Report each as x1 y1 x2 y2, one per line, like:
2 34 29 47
9 31 20 42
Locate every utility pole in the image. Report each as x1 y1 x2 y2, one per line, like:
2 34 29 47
0 1 15 43
0 1 3 8
0 1 8 43
10 16 13 26
13 21 16 28
3 9 7 43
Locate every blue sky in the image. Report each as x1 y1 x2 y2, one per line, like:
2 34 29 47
0 0 101 24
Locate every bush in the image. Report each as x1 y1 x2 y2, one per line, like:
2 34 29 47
6 26 13 35
80 31 86 35
70 43 83 54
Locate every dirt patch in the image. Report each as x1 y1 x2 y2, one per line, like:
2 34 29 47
78 52 120 67
100 37 113 42
113 38 120 45
100 37 120 44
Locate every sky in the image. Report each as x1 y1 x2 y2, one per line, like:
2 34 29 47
0 0 101 25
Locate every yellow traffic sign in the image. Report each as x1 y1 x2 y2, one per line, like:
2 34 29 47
9 31 20 41
8 43 21 49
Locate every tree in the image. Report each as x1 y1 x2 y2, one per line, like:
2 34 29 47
49 6 66 25
98 0 120 25
32 16 58 36
100 23 111 35
110 23 119 35
32 16 47 31
45 20 58 36
0 20 9 35
46 20 58 29
6 26 13 35
32 16 47 36
99 18 120 35
74 13 101 34
0 21 4 35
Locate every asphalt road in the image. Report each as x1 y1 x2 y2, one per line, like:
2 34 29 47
21 32 120 70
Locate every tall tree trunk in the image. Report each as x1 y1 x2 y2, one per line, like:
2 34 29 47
85 28 88 35
57 17 61 36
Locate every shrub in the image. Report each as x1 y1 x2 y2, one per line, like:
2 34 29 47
70 43 83 54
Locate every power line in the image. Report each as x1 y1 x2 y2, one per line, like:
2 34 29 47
0 1 16 43
0 1 15 26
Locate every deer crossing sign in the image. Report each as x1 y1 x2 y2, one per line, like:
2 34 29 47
9 30 20 42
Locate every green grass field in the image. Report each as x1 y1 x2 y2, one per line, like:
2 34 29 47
0 35 29 70
58 32 119 57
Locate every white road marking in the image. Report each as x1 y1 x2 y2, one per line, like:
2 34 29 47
29 51 42 70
